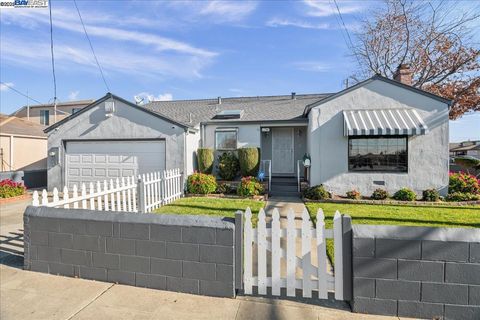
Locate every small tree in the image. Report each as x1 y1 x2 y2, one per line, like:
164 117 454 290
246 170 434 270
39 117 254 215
238 147 260 177
196 148 214 174
217 152 239 181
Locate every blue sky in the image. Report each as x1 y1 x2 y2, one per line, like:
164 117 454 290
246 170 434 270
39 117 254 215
0 0 478 142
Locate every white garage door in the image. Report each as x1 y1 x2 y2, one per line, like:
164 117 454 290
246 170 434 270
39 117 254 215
65 140 166 188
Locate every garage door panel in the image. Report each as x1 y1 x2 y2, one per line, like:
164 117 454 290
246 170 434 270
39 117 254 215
66 140 165 189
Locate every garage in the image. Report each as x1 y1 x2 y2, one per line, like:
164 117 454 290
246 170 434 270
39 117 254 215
65 140 166 188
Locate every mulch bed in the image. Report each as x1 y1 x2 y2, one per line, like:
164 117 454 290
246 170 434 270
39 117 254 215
185 193 267 201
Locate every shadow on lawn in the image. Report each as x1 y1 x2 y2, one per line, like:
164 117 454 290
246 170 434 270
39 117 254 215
158 203 261 215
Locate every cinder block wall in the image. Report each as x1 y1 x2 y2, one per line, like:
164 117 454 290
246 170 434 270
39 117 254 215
24 206 235 298
352 225 480 319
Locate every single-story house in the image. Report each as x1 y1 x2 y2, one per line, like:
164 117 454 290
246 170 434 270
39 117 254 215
45 65 450 196
0 114 47 172
450 141 480 159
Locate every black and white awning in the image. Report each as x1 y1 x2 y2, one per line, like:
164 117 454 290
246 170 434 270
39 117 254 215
343 109 428 136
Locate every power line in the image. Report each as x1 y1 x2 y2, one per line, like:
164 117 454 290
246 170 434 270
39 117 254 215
331 0 362 68
0 82 44 105
73 0 111 92
49 1 58 123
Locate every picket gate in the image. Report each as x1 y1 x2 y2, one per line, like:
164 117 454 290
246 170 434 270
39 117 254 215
32 169 183 213
243 207 351 300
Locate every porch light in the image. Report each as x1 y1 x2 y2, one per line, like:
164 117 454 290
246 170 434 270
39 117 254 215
303 153 311 168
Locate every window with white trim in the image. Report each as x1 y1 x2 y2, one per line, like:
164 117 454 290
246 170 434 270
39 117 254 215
215 128 237 150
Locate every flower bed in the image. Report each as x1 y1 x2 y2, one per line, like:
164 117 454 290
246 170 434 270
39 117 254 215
303 197 480 206
0 179 26 199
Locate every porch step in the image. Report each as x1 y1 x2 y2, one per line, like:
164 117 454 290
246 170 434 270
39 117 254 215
270 177 298 186
269 190 301 197
271 184 298 192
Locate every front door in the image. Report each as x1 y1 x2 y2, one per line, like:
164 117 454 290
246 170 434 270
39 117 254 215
272 128 294 174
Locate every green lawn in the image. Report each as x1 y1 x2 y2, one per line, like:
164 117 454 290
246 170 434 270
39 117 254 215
306 202 480 263
154 197 265 224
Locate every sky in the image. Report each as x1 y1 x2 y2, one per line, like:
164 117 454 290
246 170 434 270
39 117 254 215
0 0 478 142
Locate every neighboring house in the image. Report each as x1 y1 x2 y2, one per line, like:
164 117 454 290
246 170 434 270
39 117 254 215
450 141 480 159
45 65 450 196
12 100 94 127
0 114 47 171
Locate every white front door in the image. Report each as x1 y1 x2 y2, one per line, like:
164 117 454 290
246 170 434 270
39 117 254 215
272 128 294 174
65 140 166 188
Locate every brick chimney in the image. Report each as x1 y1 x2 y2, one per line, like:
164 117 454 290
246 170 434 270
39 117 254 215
394 63 412 85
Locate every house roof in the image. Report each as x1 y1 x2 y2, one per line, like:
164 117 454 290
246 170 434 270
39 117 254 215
0 114 47 138
303 75 452 116
44 93 192 133
145 93 331 127
450 141 480 152
11 99 94 116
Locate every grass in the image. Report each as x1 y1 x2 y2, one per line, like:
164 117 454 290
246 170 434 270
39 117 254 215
305 202 480 263
154 197 265 225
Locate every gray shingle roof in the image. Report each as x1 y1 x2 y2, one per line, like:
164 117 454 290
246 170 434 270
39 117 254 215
145 93 331 127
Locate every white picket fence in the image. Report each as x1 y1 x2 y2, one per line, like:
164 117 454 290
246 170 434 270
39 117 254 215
32 169 183 213
243 207 349 300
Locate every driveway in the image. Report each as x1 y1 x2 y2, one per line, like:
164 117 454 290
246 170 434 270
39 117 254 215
0 197 398 320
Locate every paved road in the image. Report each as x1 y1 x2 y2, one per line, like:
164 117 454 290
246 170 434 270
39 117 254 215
0 198 399 320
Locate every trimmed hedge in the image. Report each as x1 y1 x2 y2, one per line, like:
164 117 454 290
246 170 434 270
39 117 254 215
238 147 260 177
422 189 440 202
197 148 214 174
217 152 239 181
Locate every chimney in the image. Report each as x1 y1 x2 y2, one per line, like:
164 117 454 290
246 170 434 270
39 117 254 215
217 96 222 104
394 63 412 85
291 92 296 100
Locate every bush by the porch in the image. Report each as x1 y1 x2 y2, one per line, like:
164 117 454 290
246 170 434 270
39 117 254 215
303 185 331 200
445 192 480 202
346 189 361 200
238 147 260 177
197 148 214 174
237 176 263 197
217 152 239 180
186 172 217 194
0 179 26 198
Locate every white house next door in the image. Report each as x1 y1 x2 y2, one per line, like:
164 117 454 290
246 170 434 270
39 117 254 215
272 128 294 174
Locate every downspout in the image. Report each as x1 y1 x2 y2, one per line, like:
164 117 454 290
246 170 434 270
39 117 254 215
9 135 13 171
183 129 188 192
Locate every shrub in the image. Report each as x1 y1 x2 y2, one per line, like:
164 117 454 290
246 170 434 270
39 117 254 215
422 189 440 202
216 182 234 194
0 179 26 198
303 185 331 200
217 152 239 181
346 189 361 200
445 192 480 202
237 176 263 197
393 188 417 201
238 147 260 177
449 172 480 194
197 148 214 174
371 188 389 200
187 172 217 194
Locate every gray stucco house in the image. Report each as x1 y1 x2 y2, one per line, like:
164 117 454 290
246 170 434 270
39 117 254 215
45 68 450 196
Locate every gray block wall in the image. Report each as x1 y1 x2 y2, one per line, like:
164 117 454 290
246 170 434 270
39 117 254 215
24 206 235 298
352 225 480 320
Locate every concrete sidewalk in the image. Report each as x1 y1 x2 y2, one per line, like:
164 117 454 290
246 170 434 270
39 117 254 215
1 264 400 320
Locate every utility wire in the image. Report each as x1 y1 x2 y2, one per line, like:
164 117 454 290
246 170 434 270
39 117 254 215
331 0 362 68
73 0 111 92
49 1 58 123
0 82 45 105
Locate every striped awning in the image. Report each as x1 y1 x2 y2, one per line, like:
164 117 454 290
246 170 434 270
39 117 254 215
343 109 428 136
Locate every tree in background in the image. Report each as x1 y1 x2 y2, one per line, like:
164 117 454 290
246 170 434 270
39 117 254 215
352 0 479 119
